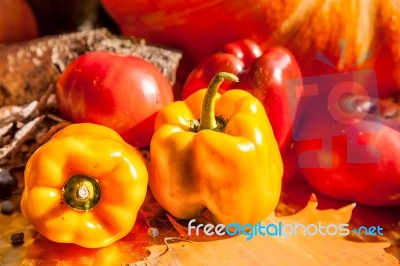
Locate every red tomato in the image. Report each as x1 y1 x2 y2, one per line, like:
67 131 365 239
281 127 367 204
56 51 174 148
295 93 400 206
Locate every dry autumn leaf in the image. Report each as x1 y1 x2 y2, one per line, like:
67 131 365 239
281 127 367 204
136 201 398 266
133 173 400 265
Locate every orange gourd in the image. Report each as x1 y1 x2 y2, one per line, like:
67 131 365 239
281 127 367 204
101 0 400 97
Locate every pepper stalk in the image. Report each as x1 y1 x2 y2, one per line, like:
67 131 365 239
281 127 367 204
198 72 239 131
62 174 101 211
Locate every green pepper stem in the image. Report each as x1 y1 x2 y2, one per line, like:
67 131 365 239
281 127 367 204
62 174 101 211
198 72 239 131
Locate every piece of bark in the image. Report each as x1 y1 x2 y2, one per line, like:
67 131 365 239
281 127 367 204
0 28 182 106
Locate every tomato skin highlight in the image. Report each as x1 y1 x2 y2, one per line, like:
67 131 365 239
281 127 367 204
56 51 174 148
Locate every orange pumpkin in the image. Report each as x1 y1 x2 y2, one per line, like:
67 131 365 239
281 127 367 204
101 0 400 98
0 0 38 43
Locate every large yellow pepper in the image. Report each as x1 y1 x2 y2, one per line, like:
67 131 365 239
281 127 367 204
149 72 283 225
20 123 148 248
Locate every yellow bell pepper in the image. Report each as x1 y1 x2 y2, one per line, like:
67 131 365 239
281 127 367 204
20 123 148 248
149 72 283 225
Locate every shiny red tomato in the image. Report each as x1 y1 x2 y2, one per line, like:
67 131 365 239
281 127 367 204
295 93 400 206
56 51 174 148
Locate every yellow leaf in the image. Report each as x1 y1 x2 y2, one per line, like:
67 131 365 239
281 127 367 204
138 201 398 265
